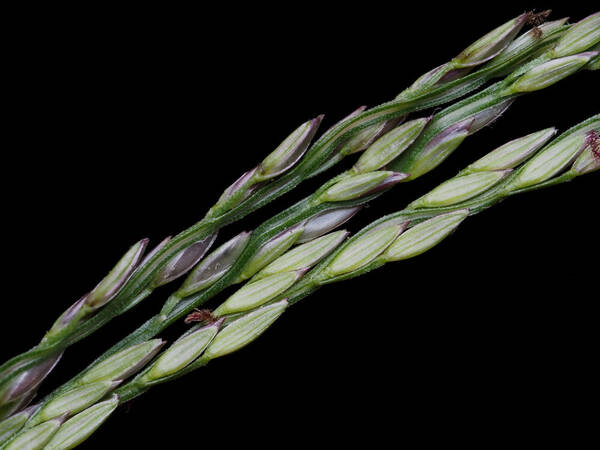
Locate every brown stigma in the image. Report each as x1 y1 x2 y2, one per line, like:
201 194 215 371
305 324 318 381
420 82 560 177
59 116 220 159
587 130 600 160
526 9 551 27
525 9 551 38
184 308 217 324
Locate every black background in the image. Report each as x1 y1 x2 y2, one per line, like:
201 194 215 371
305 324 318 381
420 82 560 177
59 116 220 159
2 2 597 447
